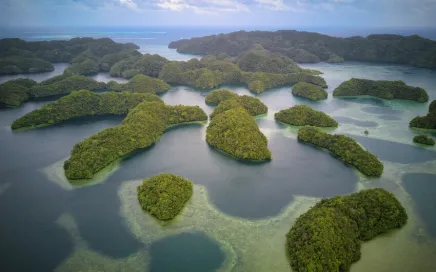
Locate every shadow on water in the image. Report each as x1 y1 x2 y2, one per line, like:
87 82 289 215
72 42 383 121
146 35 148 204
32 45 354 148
361 106 402 115
376 115 402 120
149 231 225 272
402 173 436 238
333 116 378 127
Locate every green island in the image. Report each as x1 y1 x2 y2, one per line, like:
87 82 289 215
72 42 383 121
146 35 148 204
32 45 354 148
413 135 435 146
292 82 328 101
275 105 338 127
137 173 193 220
409 100 436 129
0 37 138 75
121 74 171 93
206 107 271 161
210 95 268 119
286 188 408 272
205 89 238 105
333 78 428 102
64 101 207 180
11 90 162 130
0 78 37 106
169 30 436 68
297 126 383 177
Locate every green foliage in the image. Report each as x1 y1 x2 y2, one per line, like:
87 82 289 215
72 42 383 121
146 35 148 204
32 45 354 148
7 78 37 88
236 49 301 74
29 75 106 98
413 135 435 146
67 58 100 75
210 95 268 119
110 54 168 78
409 100 436 129
0 56 54 74
292 82 328 101
137 173 193 220
64 101 207 180
298 126 383 177
123 74 171 94
0 82 30 107
205 89 238 105
275 105 338 127
333 78 428 102
11 90 162 130
206 107 271 161
210 99 244 119
287 188 408 272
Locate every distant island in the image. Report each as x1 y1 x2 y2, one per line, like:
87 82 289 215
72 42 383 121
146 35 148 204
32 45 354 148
275 105 338 127
413 135 435 146
292 82 328 101
137 173 193 220
286 188 407 271
333 78 428 102
205 89 238 105
169 30 436 69
64 101 207 180
298 126 383 177
0 38 138 75
409 100 436 129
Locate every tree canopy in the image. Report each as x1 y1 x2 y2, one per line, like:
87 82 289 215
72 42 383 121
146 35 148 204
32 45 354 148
292 82 328 101
409 100 436 129
275 105 338 127
210 95 268 119
413 135 435 146
0 78 37 107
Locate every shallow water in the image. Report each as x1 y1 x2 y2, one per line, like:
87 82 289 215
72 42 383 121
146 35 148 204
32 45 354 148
0 55 436 271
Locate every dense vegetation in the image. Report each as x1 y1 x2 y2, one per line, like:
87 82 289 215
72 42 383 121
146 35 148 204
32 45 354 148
206 107 271 161
409 100 436 129
0 79 37 106
122 74 171 94
0 37 139 75
109 53 168 78
210 95 268 119
137 173 193 220
275 105 338 127
64 101 207 180
205 89 238 105
292 82 328 101
413 135 435 146
11 90 162 129
298 126 383 177
286 188 408 271
333 78 428 102
169 30 436 68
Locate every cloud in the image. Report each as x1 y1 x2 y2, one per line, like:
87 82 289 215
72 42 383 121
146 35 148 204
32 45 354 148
120 0 139 10
256 0 291 11
155 0 250 14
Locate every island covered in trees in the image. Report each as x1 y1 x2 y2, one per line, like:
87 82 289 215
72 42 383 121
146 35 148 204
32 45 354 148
275 105 338 127
286 188 407 271
137 173 193 220
169 30 436 69
291 82 328 101
298 126 383 177
409 100 436 129
413 135 435 146
333 78 428 102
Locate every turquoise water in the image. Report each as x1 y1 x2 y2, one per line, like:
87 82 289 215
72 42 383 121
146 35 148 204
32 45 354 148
0 46 436 271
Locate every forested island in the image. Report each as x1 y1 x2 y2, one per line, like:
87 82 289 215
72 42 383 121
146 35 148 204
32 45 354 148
0 78 37 106
409 100 436 129
205 89 238 105
286 188 407 271
292 82 328 101
64 101 207 180
206 107 271 161
137 173 193 220
0 37 138 75
333 78 428 102
169 30 436 68
298 126 383 177
275 105 338 127
413 135 435 146
206 91 268 119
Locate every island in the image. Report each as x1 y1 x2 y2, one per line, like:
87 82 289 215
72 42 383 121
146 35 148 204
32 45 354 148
0 56 54 74
333 78 428 102
291 82 328 101
210 95 268 119
205 89 238 105
275 105 338 127
137 173 193 220
413 135 435 146
409 100 436 129
121 74 171 94
0 78 37 107
11 90 162 130
64 101 207 180
298 126 383 177
206 107 271 161
169 30 436 69
286 188 408 272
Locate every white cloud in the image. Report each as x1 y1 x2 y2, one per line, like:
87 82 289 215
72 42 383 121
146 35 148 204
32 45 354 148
120 0 139 10
256 0 291 11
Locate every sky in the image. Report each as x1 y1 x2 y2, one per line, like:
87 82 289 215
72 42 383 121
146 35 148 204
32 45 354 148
0 0 435 28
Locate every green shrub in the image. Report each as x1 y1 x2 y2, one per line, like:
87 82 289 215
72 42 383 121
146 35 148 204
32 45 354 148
409 100 436 129
287 188 408 272
275 105 338 127
413 135 435 146
292 82 328 101
205 89 238 105
298 126 383 177
137 173 193 220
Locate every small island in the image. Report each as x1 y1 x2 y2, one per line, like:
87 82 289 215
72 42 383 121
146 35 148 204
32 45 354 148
64 101 207 180
137 173 193 220
206 107 271 161
413 135 435 146
286 188 408 272
333 78 428 102
0 78 37 107
205 89 238 105
298 126 383 177
275 105 338 127
210 95 268 119
409 100 436 129
291 82 328 101
122 74 171 94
